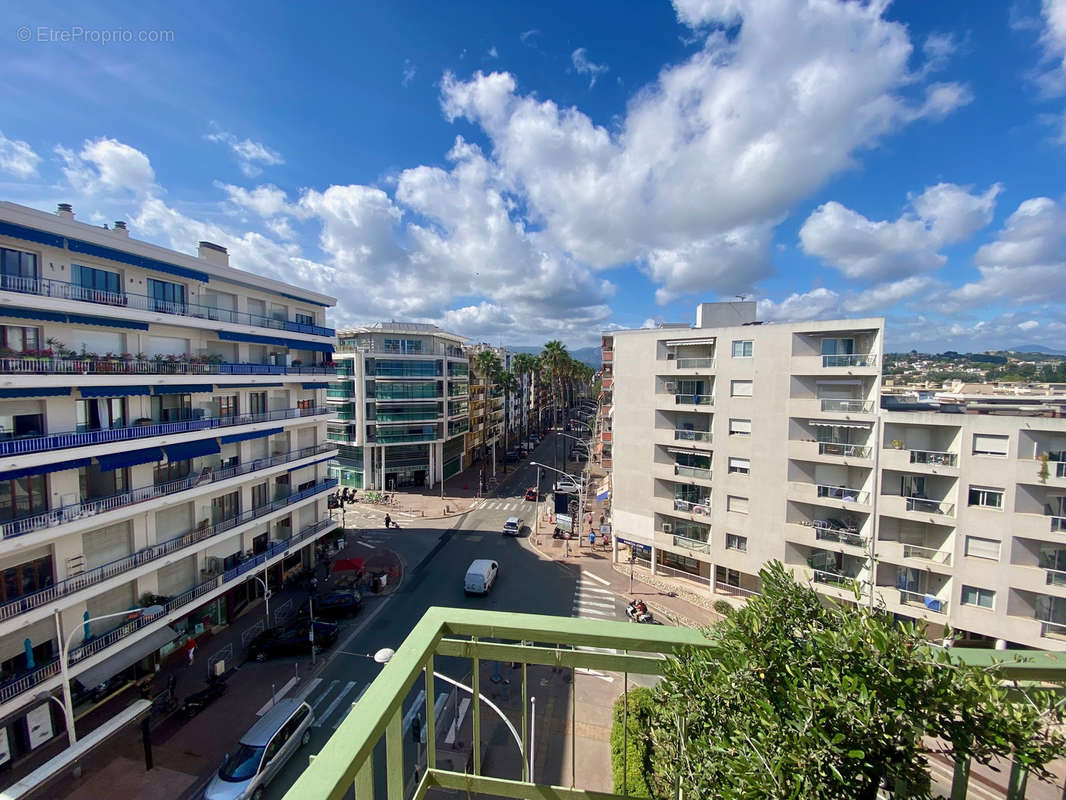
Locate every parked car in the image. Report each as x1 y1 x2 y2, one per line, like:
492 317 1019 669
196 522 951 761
464 559 499 595
554 479 582 494
313 590 362 619
247 620 339 662
503 451 520 463
205 698 314 800
524 487 538 501
503 517 523 536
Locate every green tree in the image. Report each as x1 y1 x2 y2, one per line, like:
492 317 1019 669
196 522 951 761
539 340 569 427
473 350 502 462
496 369 519 455
650 562 1063 800
511 352 539 446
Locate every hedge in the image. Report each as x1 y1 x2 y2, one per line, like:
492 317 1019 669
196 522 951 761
610 686 657 798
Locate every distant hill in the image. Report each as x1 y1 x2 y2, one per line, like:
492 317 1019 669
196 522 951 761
506 345 601 368
1002 345 1066 356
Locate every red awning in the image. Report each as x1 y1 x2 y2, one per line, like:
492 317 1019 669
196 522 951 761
332 558 365 573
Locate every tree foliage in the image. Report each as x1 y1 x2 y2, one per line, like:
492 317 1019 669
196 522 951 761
649 562 1064 800
611 687 657 798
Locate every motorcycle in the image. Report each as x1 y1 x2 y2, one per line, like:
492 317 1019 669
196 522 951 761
552 528 572 540
180 674 228 718
626 601 653 624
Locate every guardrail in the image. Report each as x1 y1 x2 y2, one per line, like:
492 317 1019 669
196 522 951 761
0 513 336 704
715 581 759 598
909 449 958 467
0 405 330 457
1038 618 1066 639
905 497 955 516
821 353 877 368
0 443 336 540
1045 567 1066 587
672 535 711 554
819 398 873 413
1051 516 1066 533
0 357 332 376
814 527 866 548
0 480 336 623
0 273 334 337
673 498 711 516
817 442 871 458
676 357 715 369
898 588 947 614
674 394 713 406
812 569 864 588
815 484 870 504
902 544 953 566
673 429 710 443
674 465 711 480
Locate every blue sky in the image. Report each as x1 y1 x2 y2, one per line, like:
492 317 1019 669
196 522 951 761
1 0 1064 351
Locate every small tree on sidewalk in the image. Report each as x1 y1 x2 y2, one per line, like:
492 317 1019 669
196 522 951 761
649 561 1064 800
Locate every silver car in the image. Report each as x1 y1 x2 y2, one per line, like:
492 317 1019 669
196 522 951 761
205 698 314 800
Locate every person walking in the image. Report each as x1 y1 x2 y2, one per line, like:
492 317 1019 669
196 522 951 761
384 513 392 529
184 638 196 666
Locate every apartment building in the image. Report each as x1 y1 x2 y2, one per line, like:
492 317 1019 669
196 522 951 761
462 344 509 472
328 323 469 490
610 301 1066 651
599 335 614 471
0 201 338 763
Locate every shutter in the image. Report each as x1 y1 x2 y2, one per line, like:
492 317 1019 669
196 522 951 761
155 502 194 540
964 536 1000 560
728 457 750 472
86 582 135 621
729 419 752 434
157 555 196 597
144 335 189 358
727 495 749 514
731 380 753 397
82 522 133 570
972 434 1008 456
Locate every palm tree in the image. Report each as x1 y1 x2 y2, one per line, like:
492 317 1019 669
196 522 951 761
539 340 569 429
511 352 539 447
496 370 519 457
473 350 502 464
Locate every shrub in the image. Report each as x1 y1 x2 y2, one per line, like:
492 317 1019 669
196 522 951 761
610 686 657 798
712 599 734 617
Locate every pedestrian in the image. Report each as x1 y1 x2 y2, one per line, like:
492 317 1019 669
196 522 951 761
589 530 595 548
184 637 196 666
310 576 318 594
384 513 392 529
599 513 605 528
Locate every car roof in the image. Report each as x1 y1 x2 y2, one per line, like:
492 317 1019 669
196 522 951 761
468 558 496 570
505 517 520 525
240 699 309 746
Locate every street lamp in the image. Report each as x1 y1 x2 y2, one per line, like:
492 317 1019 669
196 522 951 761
54 604 165 746
530 461 586 545
246 569 271 628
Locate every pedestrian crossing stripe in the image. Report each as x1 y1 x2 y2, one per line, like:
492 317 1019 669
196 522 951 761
572 605 613 616
576 582 614 596
572 597 615 609
310 680 339 712
314 680 358 727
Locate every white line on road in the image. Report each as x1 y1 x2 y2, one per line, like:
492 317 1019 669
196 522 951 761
310 680 340 713
581 570 610 586
576 583 615 596
572 605 613 617
576 668 615 683
355 541 376 549
294 677 323 704
315 681 358 727
402 689 426 733
444 698 471 745
572 597 615 609
256 675 301 716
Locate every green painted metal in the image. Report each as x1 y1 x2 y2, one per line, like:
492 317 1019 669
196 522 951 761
386 708 403 800
1006 756 1029 800
472 636 481 775
354 759 372 800
425 768 628 799
947 648 1066 681
435 639 667 673
521 641 529 783
950 755 970 800
424 662 435 771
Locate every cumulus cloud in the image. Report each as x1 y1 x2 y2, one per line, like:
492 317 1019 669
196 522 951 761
800 182 1000 281
1037 0 1066 94
1018 319 1040 331
216 182 294 217
205 128 284 177
757 288 841 322
56 138 157 196
571 48 608 88
0 132 41 179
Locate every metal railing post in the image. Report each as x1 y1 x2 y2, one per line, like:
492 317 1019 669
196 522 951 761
950 753 970 800
386 707 403 800
424 660 435 771
1006 757 1028 800
521 642 528 782
472 636 481 775
354 749 373 798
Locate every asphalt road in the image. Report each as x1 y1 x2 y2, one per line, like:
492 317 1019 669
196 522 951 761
261 431 624 799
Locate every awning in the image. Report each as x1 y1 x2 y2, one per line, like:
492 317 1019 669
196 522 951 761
152 384 214 394
217 330 334 353
68 237 209 283
79 386 152 398
616 537 651 554
222 383 284 389
596 477 610 502
302 382 330 389
65 313 148 331
0 220 65 249
74 626 179 689
164 438 220 462
664 338 715 346
809 420 871 429
97 446 164 471
0 387 71 398
0 307 68 324
0 457 91 482
220 427 283 445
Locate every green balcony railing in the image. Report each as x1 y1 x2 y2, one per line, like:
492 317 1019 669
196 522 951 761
283 607 1066 800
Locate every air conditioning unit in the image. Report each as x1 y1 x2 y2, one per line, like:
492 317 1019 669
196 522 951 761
662 523 673 534
664 382 677 393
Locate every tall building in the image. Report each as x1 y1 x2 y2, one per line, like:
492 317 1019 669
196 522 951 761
328 323 469 490
610 301 1066 651
463 344 511 472
0 201 338 758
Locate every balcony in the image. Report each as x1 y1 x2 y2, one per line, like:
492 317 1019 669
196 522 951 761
602 349 613 361
812 522 866 549
672 534 711 554
815 484 871 505
673 393 713 406
374 429 439 444
909 449 958 468
675 357 715 370
822 353 877 368
0 443 336 541
672 498 712 517
0 273 335 337
0 405 331 458
819 398 874 413
901 544 953 567
818 442 871 459
812 569 866 590
905 497 955 516
672 429 711 445
327 385 356 400
0 511 337 705
0 356 333 377
898 588 948 615
674 464 711 481
600 430 612 443
375 411 442 423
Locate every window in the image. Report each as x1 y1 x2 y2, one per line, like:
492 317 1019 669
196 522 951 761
295 312 314 326
730 380 753 397
270 303 288 322
731 340 753 358
211 491 240 524
728 457 750 475
155 459 191 485
249 392 267 415
972 434 1009 457
0 555 53 604
76 398 128 431
725 533 747 552
964 536 1000 561
726 495 749 514
79 464 128 498
729 418 751 436
820 338 854 356
71 264 122 298
147 278 186 312
216 395 239 417
968 486 1003 509
251 482 269 508
1 325 40 354
961 585 995 610
716 565 740 587
0 246 38 282
152 393 192 423
0 475 47 521
297 398 314 411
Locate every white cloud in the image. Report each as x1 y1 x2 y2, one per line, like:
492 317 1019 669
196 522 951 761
205 128 284 177
56 137 156 196
1018 319 1040 331
571 48 609 88
402 59 417 88
846 276 937 313
1038 0 1066 94
800 182 1000 281
909 82 974 121
757 287 841 322
519 29 539 45
922 33 958 68
0 132 41 179
488 46 498 59
216 182 293 217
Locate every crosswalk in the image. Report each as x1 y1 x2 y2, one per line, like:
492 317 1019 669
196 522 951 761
571 579 621 619
473 499 526 512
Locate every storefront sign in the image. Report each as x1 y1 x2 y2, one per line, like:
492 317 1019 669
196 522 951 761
616 537 651 554
26 703 53 750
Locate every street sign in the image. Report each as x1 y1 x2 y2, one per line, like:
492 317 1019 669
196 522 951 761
599 524 611 535
556 514 573 532
616 537 651 554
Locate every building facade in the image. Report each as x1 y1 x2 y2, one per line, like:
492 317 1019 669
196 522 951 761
609 300 1066 652
328 323 469 490
0 201 338 764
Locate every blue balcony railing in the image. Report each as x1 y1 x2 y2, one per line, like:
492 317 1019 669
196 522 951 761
0 405 330 457
0 511 337 705
0 273 335 337
0 443 337 541
0 357 332 376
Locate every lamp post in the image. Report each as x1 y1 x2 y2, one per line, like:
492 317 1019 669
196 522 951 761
531 461 585 543
54 604 165 746
246 569 271 628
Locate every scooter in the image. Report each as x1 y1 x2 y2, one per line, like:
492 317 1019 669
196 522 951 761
552 528 572 540
180 673 227 718
626 601 653 624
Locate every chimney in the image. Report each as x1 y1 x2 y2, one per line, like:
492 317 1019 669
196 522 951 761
113 221 128 237
56 203 74 220
197 240 229 267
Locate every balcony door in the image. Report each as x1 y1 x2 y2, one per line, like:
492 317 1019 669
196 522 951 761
901 475 927 499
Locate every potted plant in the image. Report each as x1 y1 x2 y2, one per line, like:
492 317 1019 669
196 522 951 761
890 439 904 450
1038 452 1050 484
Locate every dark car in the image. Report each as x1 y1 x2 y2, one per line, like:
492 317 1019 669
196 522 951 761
247 620 339 662
313 590 362 620
524 487 538 501
503 451 520 463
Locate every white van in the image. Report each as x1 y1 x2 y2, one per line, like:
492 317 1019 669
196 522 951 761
464 559 499 596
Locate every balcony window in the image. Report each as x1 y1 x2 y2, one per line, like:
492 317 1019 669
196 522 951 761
1038 546 1066 574
0 410 44 439
0 474 47 521
71 263 122 299
0 246 38 281
731 340 753 358
967 486 1003 509
154 459 191 486
726 533 747 552
964 536 1000 561
147 277 186 313
972 434 1008 457
0 324 40 354
212 490 240 523
728 457 750 475
821 337 854 357
729 418 751 436
216 395 239 418
77 397 127 432
252 482 269 508
960 585 995 610
295 312 314 326
152 393 192 423
80 463 129 499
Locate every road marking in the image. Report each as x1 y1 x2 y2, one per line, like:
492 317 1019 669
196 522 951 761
315 680 358 727
576 583 614 596
310 680 340 713
581 570 610 586
355 541 376 549
402 689 427 733
577 645 619 655
572 597 615 609
444 698 471 745
256 675 301 716
572 605 613 617
576 668 615 683
294 677 323 704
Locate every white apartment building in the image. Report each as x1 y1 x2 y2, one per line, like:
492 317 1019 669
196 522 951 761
609 301 1066 652
328 323 469 490
0 201 338 764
